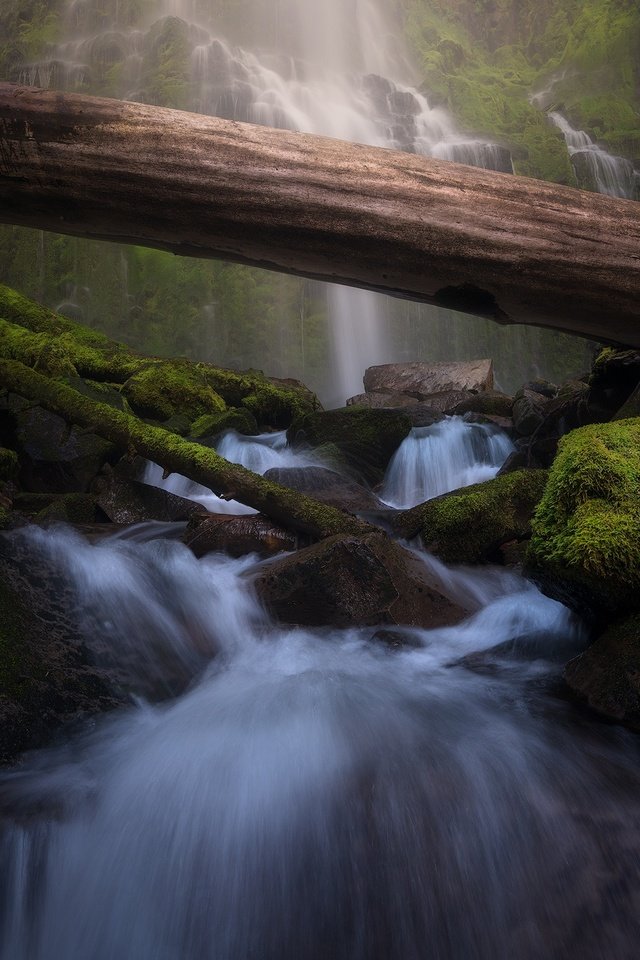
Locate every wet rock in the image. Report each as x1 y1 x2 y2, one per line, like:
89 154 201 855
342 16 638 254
287 407 411 485
363 359 494 399
497 450 538 476
0 539 123 766
452 389 514 418
189 407 258 443
122 361 226 422
183 513 297 558
395 469 549 564
524 379 592 466
94 472 205 524
512 386 551 436
263 466 384 513
255 532 467 629
565 614 640 730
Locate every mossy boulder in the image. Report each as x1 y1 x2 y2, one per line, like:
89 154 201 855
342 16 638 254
395 469 549 564
527 419 640 619
0 446 18 482
122 362 227 423
189 408 259 441
35 493 102 525
287 406 412 484
452 390 514 418
564 614 640 730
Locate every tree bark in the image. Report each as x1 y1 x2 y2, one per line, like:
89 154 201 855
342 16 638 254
1 83 639 346
0 360 370 540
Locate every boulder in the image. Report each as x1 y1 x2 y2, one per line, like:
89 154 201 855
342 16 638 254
4 394 117 492
565 614 640 730
287 406 412 485
122 361 226 423
189 407 258 442
94 472 205 524
512 385 553 436
395 469 549 564
182 513 297 558
451 389 514 418
0 538 123 766
363 359 494 399
527 419 640 622
263 466 384 513
255 532 467 628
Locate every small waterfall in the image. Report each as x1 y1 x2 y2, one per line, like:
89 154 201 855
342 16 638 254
380 417 514 509
548 111 638 199
143 429 324 513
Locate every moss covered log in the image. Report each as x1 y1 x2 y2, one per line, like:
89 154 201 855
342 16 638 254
0 359 369 540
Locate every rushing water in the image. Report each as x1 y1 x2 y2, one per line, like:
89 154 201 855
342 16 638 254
380 417 514 509
547 111 638 200
3 420 640 958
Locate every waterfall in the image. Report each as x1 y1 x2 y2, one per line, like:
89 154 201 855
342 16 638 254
547 110 638 200
16 0 512 405
380 417 514 509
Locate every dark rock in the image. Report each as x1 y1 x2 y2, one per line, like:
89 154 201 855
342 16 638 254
263 466 384 512
287 406 411 485
565 614 640 730
512 386 549 436
363 359 494 399
452 389 514 418
255 532 467 628
182 513 297 558
497 450 538 476
0 537 123 766
369 628 426 650
3 394 117 493
94 472 205 524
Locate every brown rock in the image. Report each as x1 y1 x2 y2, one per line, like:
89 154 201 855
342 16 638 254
94 472 205 524
255 532 467 628
183 513 298 558
363 359 494 399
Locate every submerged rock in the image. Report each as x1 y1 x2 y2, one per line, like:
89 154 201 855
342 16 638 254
363 359 494 399
395 469 549 564
255 532 466 628
287 406 411 484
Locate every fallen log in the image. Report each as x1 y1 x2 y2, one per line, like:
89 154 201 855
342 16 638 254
1 83 639 345
0 360 370 540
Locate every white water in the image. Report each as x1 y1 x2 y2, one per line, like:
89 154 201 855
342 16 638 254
20 0 511 405
3 518 640 960
547 110 637 199
380 417 514 509
143 429 325 514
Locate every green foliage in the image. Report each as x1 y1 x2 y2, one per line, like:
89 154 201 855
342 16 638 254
528 419 640 609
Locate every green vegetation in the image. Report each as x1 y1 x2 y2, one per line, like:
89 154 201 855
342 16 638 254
395 468 549 563
528 419 640 611
405 0 639 182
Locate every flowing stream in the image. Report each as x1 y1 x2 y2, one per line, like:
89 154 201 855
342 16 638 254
3 420 640 959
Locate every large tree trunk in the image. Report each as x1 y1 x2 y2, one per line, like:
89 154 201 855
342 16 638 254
0 360 370 540
1 83 639 346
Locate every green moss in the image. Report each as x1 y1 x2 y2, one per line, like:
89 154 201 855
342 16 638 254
288 406 412 485
528 419 640 610
36 493 99 524
396 468 549 563
0 447 18 482
190 408 258 440
122 362 226 423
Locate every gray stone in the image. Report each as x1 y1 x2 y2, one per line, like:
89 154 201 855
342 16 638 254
363 359 494 399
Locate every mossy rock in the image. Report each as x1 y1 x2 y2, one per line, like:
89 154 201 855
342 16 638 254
452 390 514 417
63 377 131 413
287 406 412 485
35 493 101 525
395 468 549 564
122 361 227 422
0 446 18 482
189 407 259 441
527 419 640 617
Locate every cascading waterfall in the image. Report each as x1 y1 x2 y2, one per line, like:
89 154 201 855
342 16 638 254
18 0 513 404
380 417 515 509
547 111 638 200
